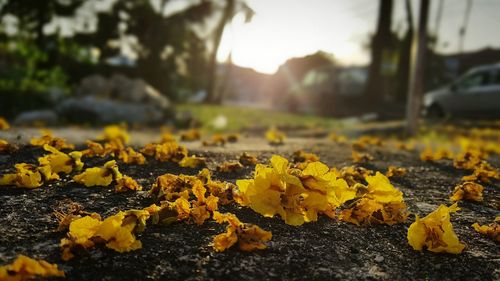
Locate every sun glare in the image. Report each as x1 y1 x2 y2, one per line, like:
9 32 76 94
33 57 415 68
217 0 373 74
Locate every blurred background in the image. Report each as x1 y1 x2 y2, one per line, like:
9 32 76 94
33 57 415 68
0 0 499 129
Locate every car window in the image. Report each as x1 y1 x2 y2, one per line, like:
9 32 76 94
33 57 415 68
493 69 500 85
458 70 491 89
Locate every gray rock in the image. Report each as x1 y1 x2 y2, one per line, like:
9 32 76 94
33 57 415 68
58 74 172 125
13 109 58 126
56 96 166 125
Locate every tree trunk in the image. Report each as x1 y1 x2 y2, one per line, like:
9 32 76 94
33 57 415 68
363 0 393 108
406 0 430 136
396 0 413 102
205 0 235 104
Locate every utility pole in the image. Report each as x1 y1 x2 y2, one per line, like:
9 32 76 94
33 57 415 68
405 0 430 136
458 0 473 54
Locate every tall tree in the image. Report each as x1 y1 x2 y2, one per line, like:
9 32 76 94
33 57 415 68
363 0 393 107
204 0 253 104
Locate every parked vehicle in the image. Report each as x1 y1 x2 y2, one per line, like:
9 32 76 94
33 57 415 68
423 63 500 118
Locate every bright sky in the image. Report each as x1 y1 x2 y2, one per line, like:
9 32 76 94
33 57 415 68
218 0 500 74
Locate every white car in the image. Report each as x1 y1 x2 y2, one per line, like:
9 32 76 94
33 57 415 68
423 63 500 118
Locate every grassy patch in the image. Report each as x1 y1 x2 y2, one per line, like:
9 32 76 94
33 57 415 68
176 103 340 132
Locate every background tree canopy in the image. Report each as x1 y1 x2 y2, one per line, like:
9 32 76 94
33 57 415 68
0 0 252 117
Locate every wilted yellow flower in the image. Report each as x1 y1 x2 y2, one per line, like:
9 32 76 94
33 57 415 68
0 139 18 153
180 129 201 141
179 155 206 168
115 176 142 192
0 255 64 280
118 147 146 165
37 144 83 181
329 132 347 143
453 150 484 170
450 181 484 202
30 130 74 150
73 160 122 187
98 125 130 144
351 150 374 164
385 166 407 178
140 142 187 162
216 161 243 173
236 155 355 226
462 161 499 183
420 147 453 162
212 211 272 252
265 127 285 145
62 209 150 259
0 117 10 130
337 165 373 186
239 152 259 166
407 203 465 254
472 217 499 243
0 163 43 188
352 135 383 150
365 172 403 203
202 134 227 146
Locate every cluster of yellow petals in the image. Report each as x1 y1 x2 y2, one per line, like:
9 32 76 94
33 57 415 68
118 147 146 165
292 150 319 169
61 209 150 260
328 132 347 143
462 161 499 183
30 129 75 150
450 181 484 202
212 211 272 252
352 135 383 150
340 172 408 226
472 217 499 243
420 147 454 162
147 169 233 225
202 133 239 146
407 203 465 254
0 144 84 188
236 155 357 226
0 117 10 130
0 255 64 280
265 127 285 145
140 141 187 162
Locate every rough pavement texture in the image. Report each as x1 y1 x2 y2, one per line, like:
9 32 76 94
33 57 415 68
0 132 499 280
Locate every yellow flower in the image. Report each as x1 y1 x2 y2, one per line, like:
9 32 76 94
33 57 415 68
118 147 146 165
115 176 142 192
0 163 43 188
37 144 83 181
462 161 499 183
351 150 374 164
212 211 272 252
239 152 259 166
180 129 201 141
0 117 10 130
407 203 465 254
450 181 484 202
216 161 243 173
69 216 102 245
0 255 64 280
365 172 403 203
385 166 407 178
98 125 130 144
140 142 188 162
30 129 74 150
265 127 285 145
179 155 206 168
472 217 499 243
73 160 121 187
0 139 18 153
